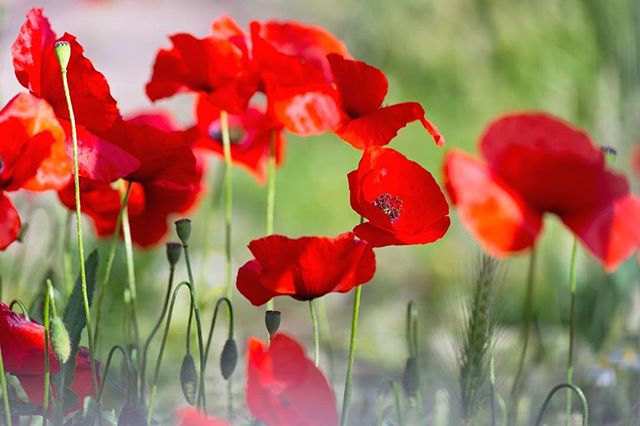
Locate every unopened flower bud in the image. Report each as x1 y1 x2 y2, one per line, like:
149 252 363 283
49 317 71 363
265 310 281 338
54 41 71 72
166 242 182 267
402 356 420 397
175 219 192 245
220 338 238 380
180 354 198 405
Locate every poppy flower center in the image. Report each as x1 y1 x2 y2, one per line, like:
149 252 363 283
209 126 246 144
372 193 403 223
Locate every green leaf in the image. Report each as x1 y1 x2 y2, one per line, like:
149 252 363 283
62 249 99 384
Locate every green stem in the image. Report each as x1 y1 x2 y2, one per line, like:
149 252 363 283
0 345 11 426
566 239 578 425
62 213 74 297
140 264 175 400
510 246 537 417
60 66 99 397
220 110 233 300
309 299 320 367
93 182 132 351
317 298 336 381
203 297 234 364
340 284 363 426
9 299 30 321
265 130 277 312
98 345 133 404
183 244 207 412
43 281 52 426
535 383 588 426
392 381 405 426
147 282 190 423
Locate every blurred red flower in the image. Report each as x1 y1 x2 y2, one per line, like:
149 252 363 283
237 232 376 306
247 333 338 426
11 8 139 182
327 54 444 149
195 95 285 183
349 147 450 247
444 113 640 270
57 112 203 247
174 407 230 426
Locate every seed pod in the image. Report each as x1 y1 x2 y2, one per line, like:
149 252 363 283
166 242 182 267
175 219 192 245
265 310 281 338
220 338 238 380
49 317 71 363
118 402 147 426
54 41 71 71
402 356 420 397
180 354 198 405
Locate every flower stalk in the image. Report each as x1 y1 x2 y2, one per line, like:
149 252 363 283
265 130 277 311
220 110 233 300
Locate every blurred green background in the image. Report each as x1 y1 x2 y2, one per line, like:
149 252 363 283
0 0 639 423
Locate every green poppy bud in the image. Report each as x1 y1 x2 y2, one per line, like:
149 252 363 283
49 317 71 363
175 219 192 245
220 338 238 380
402 356 420 397
265 310 281 338
180 354 198 405
166 242 182 267
54 41 71 72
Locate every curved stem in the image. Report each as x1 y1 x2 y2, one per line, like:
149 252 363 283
147 282 191 423
510 246 537 411
265 130 277 312
98 345 133 404
140 265 175 401
9 299 30 321
220 110 233 300
534 383 588 426
0 345 11 426
392 381 405 426
203 297 234 364
43 281 52 426
340 284 363 426
309 299 320 367
60 67 99 397
566 238 579 425
93 182 132 351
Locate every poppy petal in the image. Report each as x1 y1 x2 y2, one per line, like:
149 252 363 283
353 216 451 247
0 194 21 250
443 150 543 256
335 102 443 149
237 260 280 306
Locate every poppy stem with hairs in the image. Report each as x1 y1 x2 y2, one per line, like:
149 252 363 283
565 238 578 426
509 246 537 416
220 111 234 300
0 344 11 426
265 130 277 312
309 300 320 366
43 281 53 426
341 216 366 426
54 40 99 397
93 182 132 352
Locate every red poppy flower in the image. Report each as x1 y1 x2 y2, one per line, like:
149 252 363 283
11 9 139 183
247 333 338 426
237 232 375 306
146 28 257 114
327 54 444 149
18 347 97 408
348 147 450 247
444 113 640 271
0 114 56 249
174 407 230 426
195 95 285 183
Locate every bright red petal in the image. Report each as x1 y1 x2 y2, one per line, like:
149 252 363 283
270 84 342 136
335 102 443 149
0 194 21 250
174 407 231 426
237 260 280 306
443 150 543 256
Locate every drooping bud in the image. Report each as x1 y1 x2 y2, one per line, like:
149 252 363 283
49 317 71 363
402 356 420 397
175 219 192 245
180 354 198 405
220 338 238 380
166 242 182 267
265 310 281 338
54 41 71 72
118 402 147 426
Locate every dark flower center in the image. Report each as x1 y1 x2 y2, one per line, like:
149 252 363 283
209 126 246 144
372 193 403 223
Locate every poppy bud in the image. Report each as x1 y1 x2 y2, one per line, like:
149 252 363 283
175 219 192 245
220 338 238 380
402 356 420 397
54 41 71 72
166 242 182 267
265 310 281 338
49 316 71 363
180 354 198 405
118 401 147 426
